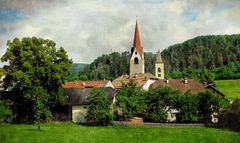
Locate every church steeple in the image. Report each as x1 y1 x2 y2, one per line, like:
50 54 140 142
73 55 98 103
156 50 163 63
130 18 145 74
133 19 143 58
155 51 164 79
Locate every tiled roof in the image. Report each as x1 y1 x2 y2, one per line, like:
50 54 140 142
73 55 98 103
64 87 115 105
63 80 109 88
152 79 206 94
112 73 157 89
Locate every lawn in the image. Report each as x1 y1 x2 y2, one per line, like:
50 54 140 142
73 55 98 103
1 123 240 143
215 79 240 98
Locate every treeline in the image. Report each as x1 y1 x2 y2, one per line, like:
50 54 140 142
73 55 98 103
75 34 240 81
85 81 229 125
115 80 226 123
78 52 156 81
162 34 240 71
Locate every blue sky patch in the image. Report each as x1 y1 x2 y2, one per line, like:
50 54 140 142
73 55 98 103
0 7 24 23
183 8 199 21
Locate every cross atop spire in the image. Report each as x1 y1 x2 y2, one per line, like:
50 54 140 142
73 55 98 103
133 18 143 57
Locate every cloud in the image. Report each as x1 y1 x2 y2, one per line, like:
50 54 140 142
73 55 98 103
0 0 240 67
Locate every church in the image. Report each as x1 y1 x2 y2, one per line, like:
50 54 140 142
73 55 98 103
113 19 209 94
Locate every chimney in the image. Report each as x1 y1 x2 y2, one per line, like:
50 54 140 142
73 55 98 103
165 79 169 84
184 78 188 84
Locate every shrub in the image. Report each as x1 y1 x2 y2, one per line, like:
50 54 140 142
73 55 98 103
86 88 113 125
115 80 145 120
144 86 181 122
0 100 13 123
218 99 240 132
176 92 199 122
196 91 223 123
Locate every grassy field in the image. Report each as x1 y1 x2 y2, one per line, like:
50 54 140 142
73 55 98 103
1 123 240 143
215 79 240 98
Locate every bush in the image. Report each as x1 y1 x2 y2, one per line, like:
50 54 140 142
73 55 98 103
218 99 240 132
0 100 13 123
176 92 199 122
144 86 181 122
86 88 113 125
115 80 145 120
196 91 223 123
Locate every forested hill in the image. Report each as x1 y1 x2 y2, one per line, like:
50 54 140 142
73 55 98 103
162 34 240 71
77 34 240 80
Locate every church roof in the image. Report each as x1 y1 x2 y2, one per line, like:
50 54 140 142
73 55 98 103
63 80 109 88
133 19 143 58
112 73 157 89
156 51 163 63
151 79 206 94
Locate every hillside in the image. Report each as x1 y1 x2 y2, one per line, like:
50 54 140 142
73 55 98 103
162 34 240 71
79 34 240 80
70 63 88 74
215 79 240 98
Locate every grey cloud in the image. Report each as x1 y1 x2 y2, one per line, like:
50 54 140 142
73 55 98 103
0 0 240 67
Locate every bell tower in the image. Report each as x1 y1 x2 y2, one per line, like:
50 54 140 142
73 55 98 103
130 19 144 75
155 51 164 79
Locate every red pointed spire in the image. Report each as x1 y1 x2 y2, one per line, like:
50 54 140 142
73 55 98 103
133 19 143 58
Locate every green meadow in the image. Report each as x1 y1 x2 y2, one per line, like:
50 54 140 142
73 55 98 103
1 123 240 143
215 79 240 98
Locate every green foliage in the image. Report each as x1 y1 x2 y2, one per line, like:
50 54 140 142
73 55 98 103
196 91 223 122
116 80 145 120
86 88 113 125
78 74 88 81
162 34 240 71
79 52 157 80
0 100 13 123
176 92 199 122
144 86 181 122
0 68 4 78
1 37 72 123
218 98 240 132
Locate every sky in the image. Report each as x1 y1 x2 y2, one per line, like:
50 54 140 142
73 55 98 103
0 0 240 66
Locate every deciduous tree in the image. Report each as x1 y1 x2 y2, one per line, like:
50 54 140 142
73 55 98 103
1 37 72 127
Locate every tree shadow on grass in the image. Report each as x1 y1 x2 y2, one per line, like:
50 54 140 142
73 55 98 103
22 128 45 132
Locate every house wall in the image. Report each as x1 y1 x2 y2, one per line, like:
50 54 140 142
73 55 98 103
72 105 88 123
142 80 156 91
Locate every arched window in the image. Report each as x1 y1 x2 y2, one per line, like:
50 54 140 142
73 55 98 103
134 57 139 64
158 67 161 72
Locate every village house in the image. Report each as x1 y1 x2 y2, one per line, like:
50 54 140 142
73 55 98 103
58 80 115 123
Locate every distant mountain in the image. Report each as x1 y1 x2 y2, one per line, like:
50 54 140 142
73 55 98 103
70 63 88 74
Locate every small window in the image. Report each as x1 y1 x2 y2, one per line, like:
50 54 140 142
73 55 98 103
158 74 161 77
135 51 137 55
134 57 139 64
158 68 161 72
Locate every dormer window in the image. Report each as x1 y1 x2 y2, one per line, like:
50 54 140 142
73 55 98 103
134 57 139 64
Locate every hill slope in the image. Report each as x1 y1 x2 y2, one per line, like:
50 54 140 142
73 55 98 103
79 34 240 80
162 34 240 71
215 79 240 98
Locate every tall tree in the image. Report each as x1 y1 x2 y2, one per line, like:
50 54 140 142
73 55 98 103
1 37 72 127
